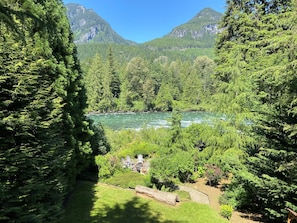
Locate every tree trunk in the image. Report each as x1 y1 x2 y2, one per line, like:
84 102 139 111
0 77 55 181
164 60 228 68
135 185 179 206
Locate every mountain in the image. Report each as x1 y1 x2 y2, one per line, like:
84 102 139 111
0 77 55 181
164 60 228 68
142 8 223 50
168 8 222 40
65 3 135 45
65 4 223 62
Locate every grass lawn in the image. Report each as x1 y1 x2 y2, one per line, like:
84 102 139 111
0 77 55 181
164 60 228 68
102 171 150 188
59 181 229 223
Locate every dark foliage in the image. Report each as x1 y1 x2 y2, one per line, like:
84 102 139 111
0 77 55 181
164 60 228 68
0 1 94 222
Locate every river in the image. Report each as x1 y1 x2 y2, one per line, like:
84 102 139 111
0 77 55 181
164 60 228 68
88 111 217 130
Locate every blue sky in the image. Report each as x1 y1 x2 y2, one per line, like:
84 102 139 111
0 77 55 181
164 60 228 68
63 0 226 43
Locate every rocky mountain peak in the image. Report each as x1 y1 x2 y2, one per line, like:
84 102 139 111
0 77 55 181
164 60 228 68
167 7 222 40
194 7 222 20
65 3 135 45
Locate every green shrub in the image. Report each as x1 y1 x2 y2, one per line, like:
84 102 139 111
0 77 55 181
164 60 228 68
220 205 233 220
219 176 253 209
188 166 206 182
219 189 240 209
117 141 158 158
95 154 117 179
143 174 153 188
204 164 223 186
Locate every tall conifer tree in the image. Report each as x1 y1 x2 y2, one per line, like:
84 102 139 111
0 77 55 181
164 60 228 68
84 54 105 112
244 1 297 221
108 47 121 99
215 0 297 221
0 1 92 222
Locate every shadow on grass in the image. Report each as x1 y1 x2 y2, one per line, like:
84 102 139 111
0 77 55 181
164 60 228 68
91 197 183 223
60 181 97 223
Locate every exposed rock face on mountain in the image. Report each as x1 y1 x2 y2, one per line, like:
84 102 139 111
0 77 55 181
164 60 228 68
65 3 135 45
65 4 222 61
168 8 222 40
169 23 220 39
143 8 223 50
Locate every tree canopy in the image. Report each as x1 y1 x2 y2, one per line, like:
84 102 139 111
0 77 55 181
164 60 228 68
0 1 94 222
213 0 297 222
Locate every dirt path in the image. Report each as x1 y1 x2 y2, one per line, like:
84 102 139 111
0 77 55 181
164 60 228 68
178 185 209 204
184 178 263 223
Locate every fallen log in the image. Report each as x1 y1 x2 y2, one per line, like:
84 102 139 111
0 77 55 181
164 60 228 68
135 185 179 206
287 208 297 223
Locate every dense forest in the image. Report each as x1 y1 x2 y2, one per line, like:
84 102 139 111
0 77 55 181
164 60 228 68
82 50 215 113
1 0 297 223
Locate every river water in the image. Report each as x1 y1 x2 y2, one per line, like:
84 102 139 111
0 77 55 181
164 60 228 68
88 111 217 130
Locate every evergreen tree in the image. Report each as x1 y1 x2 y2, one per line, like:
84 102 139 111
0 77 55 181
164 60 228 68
154 81 173 111
84 54 105 112
0 1 92 222
243 1 297 221
207 0 258 174
183 56 215 104
118 80 134 110
100 62 115 112
214 0 297 222
107 47 121 98
125 57 149 101
166 61 182 100
169 109 182 145
142 77 156 111
193 56 215 96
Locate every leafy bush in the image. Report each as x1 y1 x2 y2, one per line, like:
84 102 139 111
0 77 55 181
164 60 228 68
89 121 111 155
196 166 206 178
95 154 121 179
220 205 233 220
139 127 170 147
204 164 223 186
143 174 153 188
219 175 255 209
219 148 245 174
106 128 140 152
150 151 195 189
150 156 178 190
117 141 158 158
161 185 170 192
219 192 233 207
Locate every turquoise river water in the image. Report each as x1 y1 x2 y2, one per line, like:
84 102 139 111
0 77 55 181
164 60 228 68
88 111 218 130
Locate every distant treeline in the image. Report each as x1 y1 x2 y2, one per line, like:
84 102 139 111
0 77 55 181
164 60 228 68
81 48 216 113
77 42 214 63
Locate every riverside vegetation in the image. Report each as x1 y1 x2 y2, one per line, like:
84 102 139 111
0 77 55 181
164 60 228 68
1 1 297 223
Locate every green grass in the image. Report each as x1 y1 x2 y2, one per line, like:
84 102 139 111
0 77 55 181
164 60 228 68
59 181 96 223
59 181 229 223
175 190 191 202
102 171 150 188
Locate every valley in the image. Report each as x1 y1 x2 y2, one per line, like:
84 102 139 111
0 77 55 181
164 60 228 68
1 1 296 222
